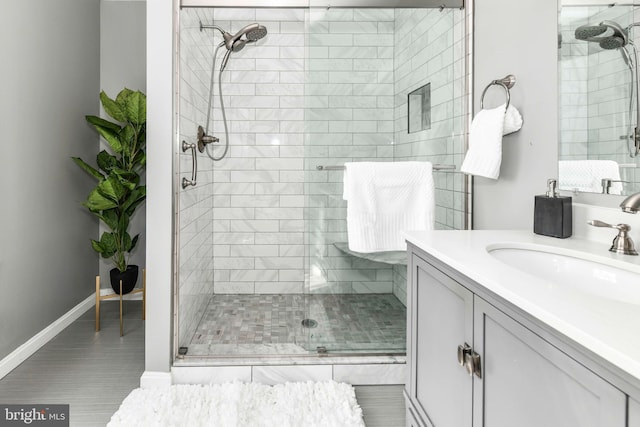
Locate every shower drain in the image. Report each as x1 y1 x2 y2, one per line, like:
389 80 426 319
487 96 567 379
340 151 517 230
301 319 318 328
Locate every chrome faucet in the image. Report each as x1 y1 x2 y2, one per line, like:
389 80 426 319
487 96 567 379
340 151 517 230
587 191 640 255
620 191 640 213
588 220 638 255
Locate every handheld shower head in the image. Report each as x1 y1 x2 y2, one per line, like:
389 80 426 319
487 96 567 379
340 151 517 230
246 25 268 41
600 36 626 50
601 20 629 46
229 39 246 53
223 23 268 50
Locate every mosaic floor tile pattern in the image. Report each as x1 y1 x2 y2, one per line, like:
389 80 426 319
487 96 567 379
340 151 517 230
189 294 406 355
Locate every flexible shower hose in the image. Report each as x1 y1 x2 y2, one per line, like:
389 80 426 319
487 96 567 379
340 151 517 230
630 42 640 157
204 42 230 161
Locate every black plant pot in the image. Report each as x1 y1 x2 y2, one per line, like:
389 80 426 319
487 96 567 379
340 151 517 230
109 265 139 295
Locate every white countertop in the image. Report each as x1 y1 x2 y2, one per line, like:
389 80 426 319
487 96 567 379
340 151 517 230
404 229 640 381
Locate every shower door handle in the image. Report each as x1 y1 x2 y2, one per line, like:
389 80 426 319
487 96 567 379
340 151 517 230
182 141 197 189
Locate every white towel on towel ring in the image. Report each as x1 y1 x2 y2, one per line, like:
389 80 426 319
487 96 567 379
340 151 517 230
503 104 523 135
460 103 523 180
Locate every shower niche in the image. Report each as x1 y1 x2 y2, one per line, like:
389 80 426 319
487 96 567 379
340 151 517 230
175 5 469 363
408 83 431 133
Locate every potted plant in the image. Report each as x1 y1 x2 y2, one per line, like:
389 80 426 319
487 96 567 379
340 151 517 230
72 88 146 294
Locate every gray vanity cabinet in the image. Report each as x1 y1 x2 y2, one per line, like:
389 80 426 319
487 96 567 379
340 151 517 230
406 247 627 427
405 253 473 426
473 297 625 427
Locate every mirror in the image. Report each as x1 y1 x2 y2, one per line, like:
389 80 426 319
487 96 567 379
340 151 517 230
558 3 640 196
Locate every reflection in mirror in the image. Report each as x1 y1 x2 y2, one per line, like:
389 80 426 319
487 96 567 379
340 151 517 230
558 3 640 196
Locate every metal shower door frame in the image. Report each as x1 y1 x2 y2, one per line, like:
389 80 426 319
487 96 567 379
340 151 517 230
181 0 464 8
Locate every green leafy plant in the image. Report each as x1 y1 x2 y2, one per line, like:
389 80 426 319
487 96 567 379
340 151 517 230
72 89 146 273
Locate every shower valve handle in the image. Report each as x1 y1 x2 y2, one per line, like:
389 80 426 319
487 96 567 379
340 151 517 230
197 125 219 153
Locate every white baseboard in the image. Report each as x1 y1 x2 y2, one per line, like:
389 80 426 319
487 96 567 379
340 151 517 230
0 294 95 380
140 371 172 388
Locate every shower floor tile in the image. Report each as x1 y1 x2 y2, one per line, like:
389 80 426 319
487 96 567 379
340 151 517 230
188 294 406 356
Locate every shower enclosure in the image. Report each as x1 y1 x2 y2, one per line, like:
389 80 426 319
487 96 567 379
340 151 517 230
175 3 469 361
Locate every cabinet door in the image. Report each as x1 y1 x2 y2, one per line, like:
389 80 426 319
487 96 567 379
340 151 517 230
408 254 474 427
630 398 640 427
473 297 626 427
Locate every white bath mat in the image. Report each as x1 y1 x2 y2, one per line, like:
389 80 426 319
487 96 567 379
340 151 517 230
107 381 365 427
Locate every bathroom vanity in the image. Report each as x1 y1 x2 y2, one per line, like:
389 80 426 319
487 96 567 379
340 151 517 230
403 229 640 427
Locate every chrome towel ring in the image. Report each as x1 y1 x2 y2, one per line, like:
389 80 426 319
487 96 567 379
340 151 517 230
480 74 516 110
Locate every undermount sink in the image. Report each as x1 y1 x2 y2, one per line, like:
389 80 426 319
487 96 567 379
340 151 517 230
486 243 640 305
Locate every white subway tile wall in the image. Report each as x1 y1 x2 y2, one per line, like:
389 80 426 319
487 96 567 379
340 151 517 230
559 5 640 193
178 7 467 349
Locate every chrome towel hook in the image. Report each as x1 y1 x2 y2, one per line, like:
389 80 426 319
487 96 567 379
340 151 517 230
480 74 516 110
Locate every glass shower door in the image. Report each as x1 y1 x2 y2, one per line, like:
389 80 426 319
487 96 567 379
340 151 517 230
302 7 403 354
302 6 467 354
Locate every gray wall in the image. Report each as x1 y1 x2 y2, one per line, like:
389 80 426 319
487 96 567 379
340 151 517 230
0 0 100 360
472 0 558 230
99 1 147 285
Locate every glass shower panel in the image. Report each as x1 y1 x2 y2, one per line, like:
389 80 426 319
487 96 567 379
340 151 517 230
303 7 466 354
177 7 315 358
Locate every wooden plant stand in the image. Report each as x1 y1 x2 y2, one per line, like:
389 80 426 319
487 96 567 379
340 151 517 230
95 268 146 336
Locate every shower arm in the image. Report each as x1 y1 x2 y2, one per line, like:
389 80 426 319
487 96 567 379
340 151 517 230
200 22 227 37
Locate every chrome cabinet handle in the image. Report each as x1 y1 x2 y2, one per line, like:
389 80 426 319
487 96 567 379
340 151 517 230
465 351 482 378
457 343 482 378
457 343 471 366
182 140 197 189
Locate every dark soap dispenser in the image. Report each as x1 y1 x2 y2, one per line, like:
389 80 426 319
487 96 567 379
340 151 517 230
534 179 572 238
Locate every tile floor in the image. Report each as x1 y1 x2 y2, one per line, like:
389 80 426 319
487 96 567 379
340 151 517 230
188 293 406 356
0 301 406 426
